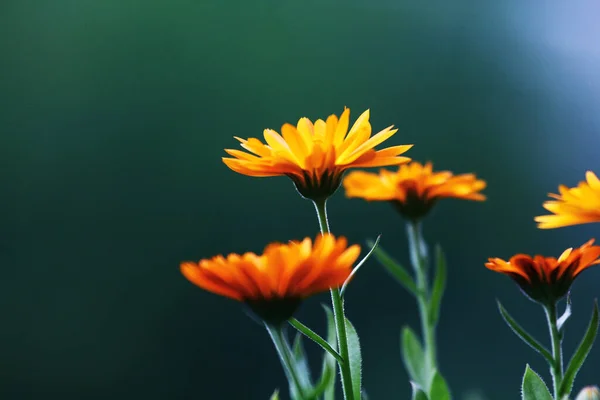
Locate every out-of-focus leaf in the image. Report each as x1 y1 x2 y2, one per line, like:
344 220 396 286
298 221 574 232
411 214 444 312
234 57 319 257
401 326 427 387
369 241 418 296
428 244 447 326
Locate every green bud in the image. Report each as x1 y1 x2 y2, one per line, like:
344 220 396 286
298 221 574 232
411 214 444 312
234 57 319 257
575 386 600 400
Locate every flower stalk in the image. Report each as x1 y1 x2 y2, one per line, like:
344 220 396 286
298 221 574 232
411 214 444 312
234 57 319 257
407 221 438 385
544 302 564 399
313 198 355 400
265 323 309 400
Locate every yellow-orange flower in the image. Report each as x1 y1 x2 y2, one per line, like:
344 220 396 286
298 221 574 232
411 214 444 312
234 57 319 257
535 171 600 229
181 234 360 324
343 161 486 220
222 108 412 200
486 239 600 303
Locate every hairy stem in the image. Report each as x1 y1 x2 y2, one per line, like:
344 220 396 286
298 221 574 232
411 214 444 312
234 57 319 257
265 323 308 400
313 199 355 400
544 302 563 399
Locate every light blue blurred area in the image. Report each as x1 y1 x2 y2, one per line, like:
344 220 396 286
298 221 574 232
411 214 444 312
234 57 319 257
2 0 600 399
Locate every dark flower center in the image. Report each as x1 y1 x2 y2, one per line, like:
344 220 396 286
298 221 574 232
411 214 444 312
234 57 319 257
245 297 302 326
391 189 436 221
288 170 343 201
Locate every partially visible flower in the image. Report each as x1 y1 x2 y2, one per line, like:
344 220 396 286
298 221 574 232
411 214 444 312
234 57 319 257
222 108 412 201
485 239 600 304
181 234 360 325
575 386 600 400
535 171 600 229
343 161 486 220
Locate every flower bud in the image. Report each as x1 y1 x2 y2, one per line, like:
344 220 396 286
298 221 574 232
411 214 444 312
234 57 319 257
575 386 600 400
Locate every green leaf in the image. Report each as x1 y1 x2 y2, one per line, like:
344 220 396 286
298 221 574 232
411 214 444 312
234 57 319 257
289 318 343 363
341 235 381 297
429 245 447 326
292 333 313 389
322 305 337 400
401 326 427 387
345 318 362 400
521 365 553 400
557 293 572 334
369 241 419 296
270 389 280 400
309 360 334 400
411 382 429 400
560 300 599 397
497 301 554 364
429 370 451 400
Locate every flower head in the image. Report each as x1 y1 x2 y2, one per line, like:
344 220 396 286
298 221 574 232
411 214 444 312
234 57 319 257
181 234 360 325
343 161 486 220
222 108 412 201
575 386 600 400
486 239 600 304
535 171 600 229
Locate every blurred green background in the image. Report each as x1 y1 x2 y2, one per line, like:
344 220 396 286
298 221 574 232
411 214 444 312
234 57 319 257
2 0 600 399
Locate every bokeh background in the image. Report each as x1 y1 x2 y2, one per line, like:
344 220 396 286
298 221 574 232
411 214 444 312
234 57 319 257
2 0 600 399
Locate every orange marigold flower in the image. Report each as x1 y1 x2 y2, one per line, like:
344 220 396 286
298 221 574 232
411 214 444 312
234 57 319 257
181 234 360 325
535 171 600 229
222 108 412 201
485 239 600 304
343 161 486 220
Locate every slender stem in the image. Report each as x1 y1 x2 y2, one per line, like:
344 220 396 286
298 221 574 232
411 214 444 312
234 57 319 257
265 323 308 400
313 198 330 233
313 199 355 400
407 221 437 382
544 302 563 399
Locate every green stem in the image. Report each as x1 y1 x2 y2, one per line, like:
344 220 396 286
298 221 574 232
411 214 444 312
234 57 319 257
313 199 355 400
544 302 563 399
407 221 437 382
265 323 308 400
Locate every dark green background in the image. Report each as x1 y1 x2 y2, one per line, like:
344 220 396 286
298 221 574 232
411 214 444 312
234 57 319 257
2 1 599 399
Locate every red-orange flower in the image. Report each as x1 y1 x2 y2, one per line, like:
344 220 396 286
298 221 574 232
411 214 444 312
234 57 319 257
181 234 360 324
222 108 412 200
486 239 600 303
535 171 600 229
343 161 486 220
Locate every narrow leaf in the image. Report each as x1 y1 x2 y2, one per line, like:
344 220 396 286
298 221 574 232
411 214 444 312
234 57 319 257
557 292 572 334
345 318 362 400
411 382 429 400
429 245 447 326
369 241 419 296
429 370 451 400
270 389 280 400
322 305 337 400
290 318 344 363
401 326 427 387
521 365 553 400
559 300 599 397
292 333 313 389
361 389 370 400
309 361 334 400
341 235 381 297
497 301 554 364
